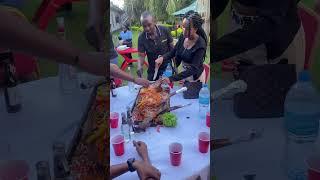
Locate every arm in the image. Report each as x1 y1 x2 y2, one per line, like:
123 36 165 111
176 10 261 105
0 9 106 76
110 64 135 82
162 37 180 62
110 161 160 180
110 64 149 87
110 163 131 179
212 0 292 62
169 48 205 82
213 0 229 20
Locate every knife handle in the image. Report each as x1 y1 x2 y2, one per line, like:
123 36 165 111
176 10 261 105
211 138 232 150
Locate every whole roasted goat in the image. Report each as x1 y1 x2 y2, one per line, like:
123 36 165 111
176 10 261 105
132 80 170 125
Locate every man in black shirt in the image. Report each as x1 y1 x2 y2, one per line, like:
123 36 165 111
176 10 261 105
138 11 174 81
213 0 305 73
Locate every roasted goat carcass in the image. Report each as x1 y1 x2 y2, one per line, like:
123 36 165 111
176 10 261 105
132 81 169 124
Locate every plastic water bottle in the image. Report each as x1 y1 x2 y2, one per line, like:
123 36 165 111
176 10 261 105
164 63 173 77
128 65 134 92
199 84 210 119
284 71 320 180
121 112 131 143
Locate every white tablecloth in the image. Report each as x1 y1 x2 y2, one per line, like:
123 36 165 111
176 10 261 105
0 76 93 179
211 80 287 180
110 86 210 180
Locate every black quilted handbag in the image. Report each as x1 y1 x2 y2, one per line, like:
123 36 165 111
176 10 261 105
233 63 297 118
183 80 203 99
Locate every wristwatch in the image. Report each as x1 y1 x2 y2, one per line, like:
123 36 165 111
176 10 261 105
127 158 136 172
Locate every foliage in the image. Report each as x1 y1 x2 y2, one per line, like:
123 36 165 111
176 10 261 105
171 27 183 38
166 0 177 22
124 0 194 24
130 26 143 32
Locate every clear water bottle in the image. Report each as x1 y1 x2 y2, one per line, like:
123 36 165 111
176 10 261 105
121 112 131 143
164 63 173 77
59 64 78 94
199 84 210 119
284 71 320 180
128 65 134 92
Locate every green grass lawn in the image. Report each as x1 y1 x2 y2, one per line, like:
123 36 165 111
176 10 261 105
19 1 92 78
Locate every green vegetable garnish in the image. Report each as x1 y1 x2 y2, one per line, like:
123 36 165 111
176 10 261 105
161 112 177 127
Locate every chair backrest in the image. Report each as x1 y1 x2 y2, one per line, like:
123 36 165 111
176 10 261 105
298 4 320 69
203 63 210 83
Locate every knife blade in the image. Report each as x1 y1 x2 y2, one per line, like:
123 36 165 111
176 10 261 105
153 67 159 80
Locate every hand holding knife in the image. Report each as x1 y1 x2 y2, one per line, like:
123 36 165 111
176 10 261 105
154 55 163 80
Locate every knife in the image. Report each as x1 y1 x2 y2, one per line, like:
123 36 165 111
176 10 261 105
169 87 188 97
158 103 192 115
153 55 162 80
153 67 159 80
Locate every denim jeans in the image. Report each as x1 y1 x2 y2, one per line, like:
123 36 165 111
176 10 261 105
110 57 118 65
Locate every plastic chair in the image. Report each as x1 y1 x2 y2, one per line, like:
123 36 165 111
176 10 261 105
33 0 82 30
298 4 320 70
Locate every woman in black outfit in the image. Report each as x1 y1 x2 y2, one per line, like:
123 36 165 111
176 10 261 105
155 11 208 84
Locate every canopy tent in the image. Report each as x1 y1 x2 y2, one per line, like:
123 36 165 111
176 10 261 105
172 1 197 17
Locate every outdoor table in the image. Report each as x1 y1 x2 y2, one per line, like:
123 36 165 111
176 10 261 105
110 86 210 180
211 79 287 180
115 47 148 71
0 75 96 179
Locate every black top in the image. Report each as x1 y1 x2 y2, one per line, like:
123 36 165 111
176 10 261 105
212 0 301 62
109 33 118 60
163 35 206 82
138 25 173 74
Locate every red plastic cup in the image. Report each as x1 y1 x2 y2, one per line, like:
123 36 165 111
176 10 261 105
306 156 320 180
169 143 183 166
198 132 210 153
206 112 210 127
0 160 29 180
110 112 119 128
111 135 125 156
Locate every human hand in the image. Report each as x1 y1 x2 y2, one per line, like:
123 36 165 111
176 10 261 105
133 141 149 162
160 77 171 84
137 68 143 78
78 52 106 76
134 78 149 87
155 57 164 68
133 160 161 180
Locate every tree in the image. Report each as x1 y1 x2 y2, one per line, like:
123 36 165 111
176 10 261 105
166 0 177 22
123 0 194 25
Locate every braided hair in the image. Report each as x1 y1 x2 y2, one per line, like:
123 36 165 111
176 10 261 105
183 11 207 62
184 10 208 46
